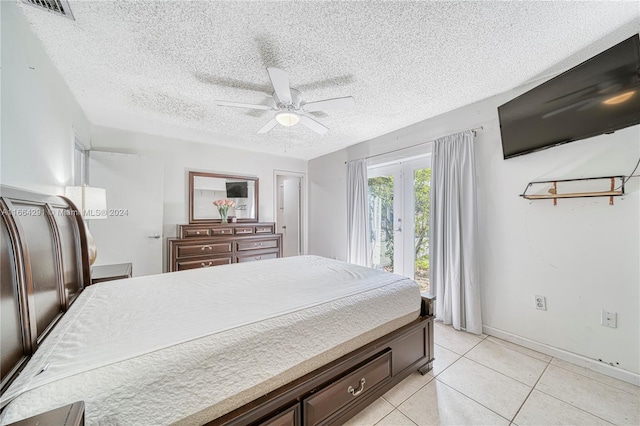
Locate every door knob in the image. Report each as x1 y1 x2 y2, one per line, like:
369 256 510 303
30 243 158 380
148 233 161 239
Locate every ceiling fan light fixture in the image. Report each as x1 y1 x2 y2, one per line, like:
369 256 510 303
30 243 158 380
275 111 300 127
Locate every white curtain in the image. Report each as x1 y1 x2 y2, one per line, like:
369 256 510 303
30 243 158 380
430 130 482 334
347 159 370 266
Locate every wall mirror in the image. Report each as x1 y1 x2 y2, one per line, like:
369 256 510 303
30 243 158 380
189 171 259 223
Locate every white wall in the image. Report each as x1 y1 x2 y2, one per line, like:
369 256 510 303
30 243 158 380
90 125 307 269
1 1 91 193
308 83 640 377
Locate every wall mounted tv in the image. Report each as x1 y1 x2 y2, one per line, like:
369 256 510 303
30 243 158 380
499 34 640 159
226 181 248 198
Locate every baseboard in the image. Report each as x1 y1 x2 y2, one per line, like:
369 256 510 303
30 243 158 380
482 325 640 387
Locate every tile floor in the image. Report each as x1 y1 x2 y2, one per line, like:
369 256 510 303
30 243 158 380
344 322 640 426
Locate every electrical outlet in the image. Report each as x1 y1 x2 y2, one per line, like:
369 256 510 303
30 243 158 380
601 310 617 328
535 295 546 311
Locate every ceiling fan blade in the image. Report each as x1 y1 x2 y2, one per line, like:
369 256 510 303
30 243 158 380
299 115 329 134
257 118 278 134
302 96 355 112
267 67 292 104
215 100 271 110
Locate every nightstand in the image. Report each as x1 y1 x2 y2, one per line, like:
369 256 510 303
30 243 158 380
7 401 84 425
91 262 133 285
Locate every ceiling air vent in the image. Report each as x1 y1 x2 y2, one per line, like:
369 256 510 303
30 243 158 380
20 0 75 20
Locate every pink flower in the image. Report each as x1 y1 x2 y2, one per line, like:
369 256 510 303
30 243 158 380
213 199 235 208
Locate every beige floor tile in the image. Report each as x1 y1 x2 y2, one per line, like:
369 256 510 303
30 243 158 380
536 364 640 425
437 357 531 419
551 358 640 397
431 344 460 376
485 336 552 363
514 390 613 426
433 322 483 355
465 339 548 386
376 409 417 426
383 371 435 407
398 380 509 426
343 397 394 426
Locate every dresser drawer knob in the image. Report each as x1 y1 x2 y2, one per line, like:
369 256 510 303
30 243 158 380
348 378 366 397
196 231 200 235
201 246 213 251
201 262 213 267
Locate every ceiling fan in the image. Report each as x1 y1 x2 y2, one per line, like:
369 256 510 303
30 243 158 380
214 68 355 135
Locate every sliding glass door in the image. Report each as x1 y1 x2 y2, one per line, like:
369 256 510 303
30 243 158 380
368 157 431 292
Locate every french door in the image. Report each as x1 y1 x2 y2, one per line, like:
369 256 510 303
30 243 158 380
368 156 431 292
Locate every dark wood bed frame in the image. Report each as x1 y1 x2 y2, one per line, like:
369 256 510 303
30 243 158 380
0 185 434 426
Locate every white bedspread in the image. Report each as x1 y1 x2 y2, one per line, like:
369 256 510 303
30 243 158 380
0 256 420 425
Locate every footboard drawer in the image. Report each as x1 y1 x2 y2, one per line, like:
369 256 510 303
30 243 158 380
303 351 391 426
257 404 300 426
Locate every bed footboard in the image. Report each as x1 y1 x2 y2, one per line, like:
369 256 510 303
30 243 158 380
212 293 436 426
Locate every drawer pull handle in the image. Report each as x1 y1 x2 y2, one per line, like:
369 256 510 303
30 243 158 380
196 231 200 235
254 256 261 260
256 242 263 247
201 246 213 250
201 262 213 267
348 378 366 397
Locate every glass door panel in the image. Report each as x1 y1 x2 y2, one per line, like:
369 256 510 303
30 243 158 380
368 164 402 274
412 167 431 293
368 157 431 292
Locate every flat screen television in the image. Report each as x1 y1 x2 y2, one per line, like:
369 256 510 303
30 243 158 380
226 181 248 198
499 34 640 159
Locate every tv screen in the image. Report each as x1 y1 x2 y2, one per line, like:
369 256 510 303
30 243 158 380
226 181 248 198
499 34 640 159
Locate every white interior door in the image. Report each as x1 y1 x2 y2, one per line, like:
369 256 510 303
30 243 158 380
281 177 301 257
89 151 164 277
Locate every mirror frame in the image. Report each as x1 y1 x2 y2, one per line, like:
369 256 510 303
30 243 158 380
188 171 259 224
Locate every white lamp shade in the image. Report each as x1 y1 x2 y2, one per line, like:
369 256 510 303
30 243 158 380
65 186 107 219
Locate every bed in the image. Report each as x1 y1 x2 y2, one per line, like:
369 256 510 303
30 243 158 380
0 185 434 426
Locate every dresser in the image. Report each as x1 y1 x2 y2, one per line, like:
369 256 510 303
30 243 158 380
168 222 282 272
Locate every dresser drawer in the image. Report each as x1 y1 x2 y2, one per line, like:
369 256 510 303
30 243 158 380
236 251 279 263
184 228 210 237
234 226 254 235
236 239 278 251
255 225 274 234
176 242 232 258
210 227 233 235
303 351 391 426
176 256 233 271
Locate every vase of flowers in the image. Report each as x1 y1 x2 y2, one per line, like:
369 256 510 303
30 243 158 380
213 199 235 223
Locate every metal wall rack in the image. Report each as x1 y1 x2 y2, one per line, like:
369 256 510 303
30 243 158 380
520 176 625 206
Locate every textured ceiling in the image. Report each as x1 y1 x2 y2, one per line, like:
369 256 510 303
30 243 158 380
18 1 640 160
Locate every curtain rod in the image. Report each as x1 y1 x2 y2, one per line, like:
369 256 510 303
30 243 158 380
345 126 484 164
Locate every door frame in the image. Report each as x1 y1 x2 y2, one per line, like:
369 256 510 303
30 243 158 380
273 170 307 255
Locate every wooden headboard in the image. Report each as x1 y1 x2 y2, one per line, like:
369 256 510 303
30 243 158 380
0 185 90 395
